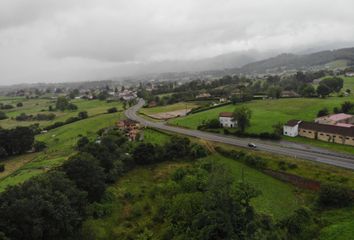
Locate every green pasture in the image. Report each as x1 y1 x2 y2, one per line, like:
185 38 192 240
0 111 123 191
0 98 122 129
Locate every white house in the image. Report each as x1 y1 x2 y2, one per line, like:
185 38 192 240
219 112 237 128
283 120 301 137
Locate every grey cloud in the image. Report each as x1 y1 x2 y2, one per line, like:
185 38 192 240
0 0 354 85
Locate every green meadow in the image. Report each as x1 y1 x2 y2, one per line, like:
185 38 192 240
0 100 123 191
0 98 121 129
169 97 354 132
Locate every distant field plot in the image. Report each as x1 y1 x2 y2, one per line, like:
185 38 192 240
342 76 354 91
0 98 122 129
169 97 354 133
139 102 200 115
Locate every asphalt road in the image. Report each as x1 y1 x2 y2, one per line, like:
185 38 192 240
125 99 354 170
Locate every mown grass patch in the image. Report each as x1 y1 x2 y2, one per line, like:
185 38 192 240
142 128 171 145
139 102 200 115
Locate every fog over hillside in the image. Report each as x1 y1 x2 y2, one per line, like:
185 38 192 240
1 0 354 85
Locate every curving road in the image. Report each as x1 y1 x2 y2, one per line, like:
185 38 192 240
125 99 354 170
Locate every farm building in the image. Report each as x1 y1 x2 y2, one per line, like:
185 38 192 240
284 119 354 146
219 112 237 128
315 113 354 126
283 120 301 137
117 119 140 141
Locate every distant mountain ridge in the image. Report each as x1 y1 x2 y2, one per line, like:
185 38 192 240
239 47 354 73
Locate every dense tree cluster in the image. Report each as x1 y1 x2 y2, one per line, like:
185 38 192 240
0 111 7 120
15 113 56 121
55 97 78 111
0 127 35 159
0 103 14 110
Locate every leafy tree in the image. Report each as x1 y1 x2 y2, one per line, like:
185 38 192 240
78 111 88 119
107 107 118 113
33 141 46 152
317 108 329 117
318 183 353 208
281 207 318 240
301 84 316 97
316 84 331 98
67 103 78 110
0 112 7 120
190 144 208 159
272 122 283 136
133 143 159 165
62 153 106 202
267 86 282 99
340 101 353 113
77 136 90 150
98 91 109 100
165 136 191 159
0 127 34 155
55 96 69 111
319 77 343 93
0 171 87 240
233 107 252 133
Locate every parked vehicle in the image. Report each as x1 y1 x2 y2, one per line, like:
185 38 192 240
248 143 257 148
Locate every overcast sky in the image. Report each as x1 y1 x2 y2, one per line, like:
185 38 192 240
0 0 354 85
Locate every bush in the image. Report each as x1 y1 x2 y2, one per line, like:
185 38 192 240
0 112 7 120
16 102 23 107
244 155 267 169
107 107 118 113
65 117 80 124
318 183 353 208
33 141 47 152
78 111 88 119
0 164 4 172
190 144 208 159
0 104 14 110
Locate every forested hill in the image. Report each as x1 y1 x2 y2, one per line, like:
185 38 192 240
239 47 354 73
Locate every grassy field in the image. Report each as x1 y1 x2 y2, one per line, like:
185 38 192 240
169 97 353 132
142 128 172 145
168 97 354 154
0 98 121 129
203 154 302 219
342 75 354 91
0 101 123 191
319 206 354 240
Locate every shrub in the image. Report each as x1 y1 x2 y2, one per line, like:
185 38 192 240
107 107 118 113
318 183 353 208
78 111 88 119
244 155 267 169
0 112 7 120
33 141 47 152
0 164 4 172
16 102 23 107
190 144 208 159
